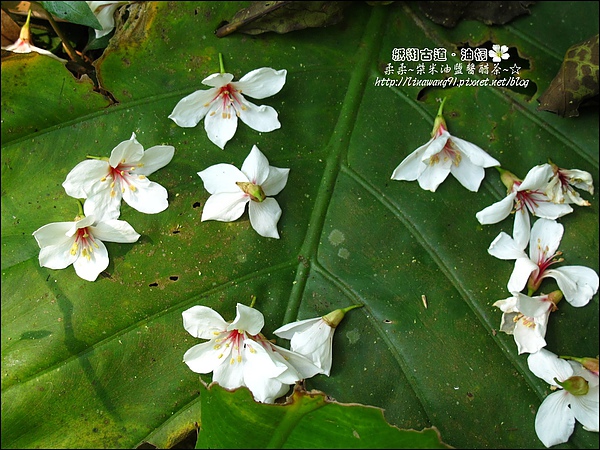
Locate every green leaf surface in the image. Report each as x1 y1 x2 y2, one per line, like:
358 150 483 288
2 1 598 449
0 53 110 144
197 383 451 449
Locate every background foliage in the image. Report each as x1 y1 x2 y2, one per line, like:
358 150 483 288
1 1 598 448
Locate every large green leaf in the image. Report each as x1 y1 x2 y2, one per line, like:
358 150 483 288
2 1 598 448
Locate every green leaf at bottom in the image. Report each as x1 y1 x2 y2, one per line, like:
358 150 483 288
197 382 451 449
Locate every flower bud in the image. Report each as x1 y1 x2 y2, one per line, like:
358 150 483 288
322 304 363 328
554 376 589 396
497 167 520 192
236 182 266 202
547 290 563 308
430 98 448 138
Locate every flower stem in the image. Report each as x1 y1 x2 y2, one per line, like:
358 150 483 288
340 304 363 314
436 97 447 118
76 199 85 217
31 3 84 64
249 295 257 308
219 53 225 74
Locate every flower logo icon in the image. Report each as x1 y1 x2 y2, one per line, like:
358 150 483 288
489 44 510 62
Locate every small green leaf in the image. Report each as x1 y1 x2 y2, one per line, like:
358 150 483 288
39 1 102 29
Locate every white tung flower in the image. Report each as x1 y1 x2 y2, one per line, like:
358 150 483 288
493 291 561 354
169 65 286 149
391 98 500 192
182 303 320 403
197 145 289 238
488 218 599 307
528 349 599 447
476 164 573 248
63 132 175 220
273 305 362 376
545 160 594 207
32 213 140 281
1 10 66 62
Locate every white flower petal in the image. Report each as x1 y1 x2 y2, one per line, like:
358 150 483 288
561 168 594 194
507 257 538 293
202 72 234 88
274 317 322 339
417 157 452 192
182 305 228 339
33 222 74 248
261 166 289 197
519 164 554 191
83 190 121 221
63 160 110 198
498 311 518 334
545 266 599 307
532 200 573 220
493 296 518 313
450 156 486 192
248 198 282 238
184 340 232 374
201 192 248 222
450 136 500 168
72 238 109 281
76 215 96 229
512 208 530 250
212 353 245 390
229 303 265 336
87 1 125 38
289 319 334 375
528 349 574 386
515 293 551 318
122 178 169 214
243 340 287 379
269 343 322 380
420 133 449 160
238 100 281 133
204 104 238 149
513 320 546 354
487 232 527 260
534 390 575 448
90 219 140 243
38 240 78 270
235 68 287 99
168 88 217 128
242 340 291 403
571 384 600 432
390 141 432 181
109 134 144 167
476 193 516 225
198 164 248 194
136 145 175 175
241 145 271 185
529 219 563 261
